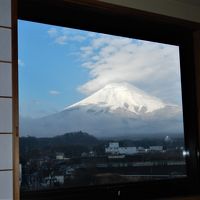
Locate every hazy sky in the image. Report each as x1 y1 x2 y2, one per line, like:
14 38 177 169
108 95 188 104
18 20 182 118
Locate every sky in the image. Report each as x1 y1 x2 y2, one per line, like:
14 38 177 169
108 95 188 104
18 20 182 118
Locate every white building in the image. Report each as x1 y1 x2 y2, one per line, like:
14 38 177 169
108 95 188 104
54 175 65 184
44 174 65 186
137 146 148 153
118 147 137 155
56 153 64 160
105 142 120 154
149 146 163 151
105 142 137 155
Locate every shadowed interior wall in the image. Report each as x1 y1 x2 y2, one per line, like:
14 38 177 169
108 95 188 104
100 0 200 23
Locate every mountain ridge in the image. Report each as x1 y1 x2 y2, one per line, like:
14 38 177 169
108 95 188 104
20 82 183 138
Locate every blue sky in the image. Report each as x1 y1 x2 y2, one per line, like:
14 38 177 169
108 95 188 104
18 20 182 118
18 20 92 117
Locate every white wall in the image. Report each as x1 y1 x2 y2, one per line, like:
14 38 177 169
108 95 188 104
100 0 200 23
0 0 13 199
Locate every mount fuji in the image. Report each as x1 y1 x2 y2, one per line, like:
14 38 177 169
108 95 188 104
20 83 183 138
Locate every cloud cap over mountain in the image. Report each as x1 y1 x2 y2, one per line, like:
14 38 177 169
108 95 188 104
78 35 181 106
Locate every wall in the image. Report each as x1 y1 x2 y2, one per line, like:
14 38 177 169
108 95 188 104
0 0 14 199
100 0 200 23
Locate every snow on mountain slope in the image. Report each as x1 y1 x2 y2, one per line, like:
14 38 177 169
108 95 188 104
20 83 183 138
65 83 165 114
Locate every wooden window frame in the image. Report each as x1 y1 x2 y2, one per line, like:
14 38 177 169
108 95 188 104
15 0 200 199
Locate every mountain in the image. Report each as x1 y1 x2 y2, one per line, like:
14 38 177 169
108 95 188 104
20 131 100 160
20 83 183 138
66 83 165 114
20 131 99 148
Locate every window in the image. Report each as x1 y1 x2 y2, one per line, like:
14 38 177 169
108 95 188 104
19 20 186 192
18 1 200 199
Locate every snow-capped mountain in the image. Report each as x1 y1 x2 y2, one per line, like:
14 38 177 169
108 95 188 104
66 83 165 114
20 83 183 138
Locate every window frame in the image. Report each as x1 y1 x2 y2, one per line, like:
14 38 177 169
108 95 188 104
17 0 200 199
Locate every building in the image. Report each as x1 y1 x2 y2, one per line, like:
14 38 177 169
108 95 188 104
44 172 65 186
56 153 65 160
149 146 163 151
105 142 137 155
54 175 65 185
137 147 148 153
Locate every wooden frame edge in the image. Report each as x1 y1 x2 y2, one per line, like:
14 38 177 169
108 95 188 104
193 30 200 178
12 0 20 199
18 0 200 30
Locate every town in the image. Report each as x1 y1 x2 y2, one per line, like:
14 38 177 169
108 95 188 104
20 132 186 191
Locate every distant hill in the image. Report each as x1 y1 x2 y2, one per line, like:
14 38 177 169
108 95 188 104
52 131 99 146
20 131 99 144
20 131 100 162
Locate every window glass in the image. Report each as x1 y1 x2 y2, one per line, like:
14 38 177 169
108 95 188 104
18 20 186 191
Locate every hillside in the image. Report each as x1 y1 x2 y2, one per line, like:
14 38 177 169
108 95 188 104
20 131 101 162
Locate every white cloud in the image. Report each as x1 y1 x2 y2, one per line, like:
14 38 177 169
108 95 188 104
47 27 86 45
49 90 61 95
87 32 97 38
18 59 25 67
55 35 68 45
47 28 58 37
78 35 182 105
71 35 85 42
